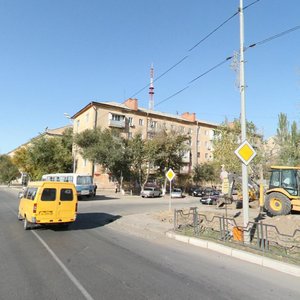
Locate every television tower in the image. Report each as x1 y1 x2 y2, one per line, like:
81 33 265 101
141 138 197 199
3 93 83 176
149 64 154 110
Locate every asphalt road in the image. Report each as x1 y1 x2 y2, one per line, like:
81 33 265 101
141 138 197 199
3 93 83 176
1 187 300 300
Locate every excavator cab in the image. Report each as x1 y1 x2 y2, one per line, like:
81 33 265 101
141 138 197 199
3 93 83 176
265 166 300 216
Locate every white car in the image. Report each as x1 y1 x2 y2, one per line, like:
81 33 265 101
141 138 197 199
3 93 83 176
171 188 183 198
140 187 161 198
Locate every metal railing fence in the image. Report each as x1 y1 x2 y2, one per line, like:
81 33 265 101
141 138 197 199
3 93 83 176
174 208 300 264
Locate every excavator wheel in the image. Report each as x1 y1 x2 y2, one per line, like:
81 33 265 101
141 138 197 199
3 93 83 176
264 192 291 216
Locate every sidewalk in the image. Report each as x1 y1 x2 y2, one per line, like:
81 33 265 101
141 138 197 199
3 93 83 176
108 212 173 240
108 211 300 278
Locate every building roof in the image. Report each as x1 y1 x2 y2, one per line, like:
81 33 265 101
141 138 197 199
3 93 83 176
7 125 72 156
72 100 219 128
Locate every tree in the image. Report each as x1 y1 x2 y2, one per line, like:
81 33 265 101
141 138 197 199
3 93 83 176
12 129 73 180
213 119 263 177
0 155 20 184
127 133 146 188
12 147 33 175
275 113 300 165
193 162 216 185
74 128 190 192
145 130 190 191
74 128 131 187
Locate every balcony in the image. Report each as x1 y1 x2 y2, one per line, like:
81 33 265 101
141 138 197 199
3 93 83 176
182 151 191 163
108 119 126 128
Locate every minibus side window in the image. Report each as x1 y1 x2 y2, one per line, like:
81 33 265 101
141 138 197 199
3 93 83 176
41 188 56 201
60 189 73 201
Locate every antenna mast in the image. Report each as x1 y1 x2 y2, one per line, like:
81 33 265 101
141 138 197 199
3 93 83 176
149 64 154 110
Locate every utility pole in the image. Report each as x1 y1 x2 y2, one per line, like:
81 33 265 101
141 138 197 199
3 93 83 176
239 0 250 242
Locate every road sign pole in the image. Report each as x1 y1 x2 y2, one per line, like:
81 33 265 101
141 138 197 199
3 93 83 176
239 0 250 243
166 168 175 212
169 179 172 211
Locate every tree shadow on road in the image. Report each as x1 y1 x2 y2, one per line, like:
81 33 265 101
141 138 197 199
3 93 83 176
39 212 122 231
71 212 122 230
79 195 121 201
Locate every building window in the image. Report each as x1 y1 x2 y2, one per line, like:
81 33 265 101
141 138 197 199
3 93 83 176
83 159 87 167
139 119 144 126
147 132 155 139
197 152 200 158
86 113 89 123
111 114 124 121
76 120 80 130
128 132 133 139
128 117 133 126
149 120 157 128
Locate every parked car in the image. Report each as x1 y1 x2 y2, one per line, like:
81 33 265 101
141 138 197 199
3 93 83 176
171 188 183 198
193 188 205 197
199 189 221 205
205 189 220 196
188 186 199 196
140 187 161 198
200 194 219 205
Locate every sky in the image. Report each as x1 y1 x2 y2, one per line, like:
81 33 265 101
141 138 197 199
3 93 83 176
1 0 300 154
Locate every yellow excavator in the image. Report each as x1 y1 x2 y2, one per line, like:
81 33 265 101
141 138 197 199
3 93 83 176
225 166 300 216
264 166 300 216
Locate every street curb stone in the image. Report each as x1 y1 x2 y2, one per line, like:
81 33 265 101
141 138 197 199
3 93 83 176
166 231 300 277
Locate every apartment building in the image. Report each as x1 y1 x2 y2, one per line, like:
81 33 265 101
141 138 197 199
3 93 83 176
72 98 217 189
7 125 72 185
7 125 72 158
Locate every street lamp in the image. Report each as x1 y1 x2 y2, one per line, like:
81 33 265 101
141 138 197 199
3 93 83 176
64 113 76 173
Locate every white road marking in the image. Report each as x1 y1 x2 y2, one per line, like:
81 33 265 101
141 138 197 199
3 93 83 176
5 200 94 300
31 231 95 300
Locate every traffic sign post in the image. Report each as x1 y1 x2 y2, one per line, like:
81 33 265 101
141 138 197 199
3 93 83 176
235 139 256 243
234 140 256 166
166 168 175 211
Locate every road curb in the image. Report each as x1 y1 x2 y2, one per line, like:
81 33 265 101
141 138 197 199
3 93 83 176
166 231 300 277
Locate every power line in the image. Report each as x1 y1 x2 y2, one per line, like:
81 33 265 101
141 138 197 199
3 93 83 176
130 55 189 98
189 0 261 52
154 86 190 107
155 56 189 82
247 24 300 49
130 10 239 98
188 12 238 52
243 0 261 10
154 56 234 107
155 23 300 108
129 1 261 99
188 56 233 85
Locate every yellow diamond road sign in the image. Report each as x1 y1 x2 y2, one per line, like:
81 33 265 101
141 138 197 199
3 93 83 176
166 168 175 181
234 140 256 165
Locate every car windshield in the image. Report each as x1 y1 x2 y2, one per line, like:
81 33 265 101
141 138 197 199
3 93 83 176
144 187 153 191
76 176 92 185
